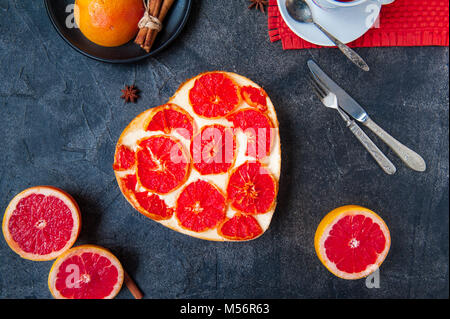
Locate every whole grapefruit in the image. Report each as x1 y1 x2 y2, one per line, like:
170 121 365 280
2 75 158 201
74 0 144 47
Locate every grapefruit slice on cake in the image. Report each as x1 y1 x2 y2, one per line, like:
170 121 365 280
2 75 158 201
114 71 281 241
176 180 226 232
240 85 268 112
188 72 241 118
227 108 274 160
315 205 391 280
191 124 236 175
48 245 124 299
218 213 263 241
227 161 277 215
113 145 135 171
145 103 195 140
2 186 81 261
136 135 190 194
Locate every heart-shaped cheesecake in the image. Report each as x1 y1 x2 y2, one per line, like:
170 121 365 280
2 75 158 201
113 72 281 241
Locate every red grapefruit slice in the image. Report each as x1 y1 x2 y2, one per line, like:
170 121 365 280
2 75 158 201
218 213 263 241
241 86 268 112
315 205 391 280
119 174 138 194
119 174 173 221
191 124 236 175
145 103 195 140
48 245 124 299
134 192 173 221
227 161 277 215
2 186 81 261
113 145 135 171
136 135 190 194
227 108 274 159
189 72 241 118
176 180 226 232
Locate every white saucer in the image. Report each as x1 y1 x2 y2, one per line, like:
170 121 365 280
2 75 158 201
277 0 382 46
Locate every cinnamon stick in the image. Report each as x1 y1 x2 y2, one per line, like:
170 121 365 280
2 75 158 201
143 0 163 51
135 27 148 46
135 0 151 46
144 0 175 52
135 0 158 46
124 271 143 300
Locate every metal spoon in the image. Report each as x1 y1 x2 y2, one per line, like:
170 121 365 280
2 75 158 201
285 0 370 71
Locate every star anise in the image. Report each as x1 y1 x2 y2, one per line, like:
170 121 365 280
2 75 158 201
248 0 268 13
121 85 139 103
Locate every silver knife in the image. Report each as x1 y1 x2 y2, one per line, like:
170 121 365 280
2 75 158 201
307 60 426 172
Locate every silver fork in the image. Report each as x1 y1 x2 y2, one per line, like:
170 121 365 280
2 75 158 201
311 77 397 175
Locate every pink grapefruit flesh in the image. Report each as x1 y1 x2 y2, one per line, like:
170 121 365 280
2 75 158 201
48 245 124 299
227 108 274 159
176 180 226 232
191 124 236 175
227 161 277 215
189 72 241 118
146 103 195 140
2 186 81 261
136 135 190 194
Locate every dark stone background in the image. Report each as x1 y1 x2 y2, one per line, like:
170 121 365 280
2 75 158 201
0 0 448 299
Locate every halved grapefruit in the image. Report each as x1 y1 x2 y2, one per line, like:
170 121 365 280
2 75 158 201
189 72 241 118
136 135 190 194
218 213 263 241
227 161 277 215
227 108 274 159
315 205 391 280
2 186 81 261
176 180 226 232
48 245 124 299
145 103 195 140
241 85 268 112
191 124 236 175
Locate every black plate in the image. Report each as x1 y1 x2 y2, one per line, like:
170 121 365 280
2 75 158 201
45 0 192 63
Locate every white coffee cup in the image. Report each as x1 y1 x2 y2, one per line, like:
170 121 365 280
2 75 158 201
312 0 395 9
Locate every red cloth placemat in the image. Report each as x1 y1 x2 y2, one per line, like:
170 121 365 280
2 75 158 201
268 0 449 49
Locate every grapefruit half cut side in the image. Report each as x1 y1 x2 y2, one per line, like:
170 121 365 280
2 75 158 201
191 124 236 175
145 103 195 140
227 108 274 160
314 205 391 280
218 213 263 241
48 245 124 299
227 161 277 215
176 180 226 232
2 186 81 261
189 72 241 118
136 135 190 194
